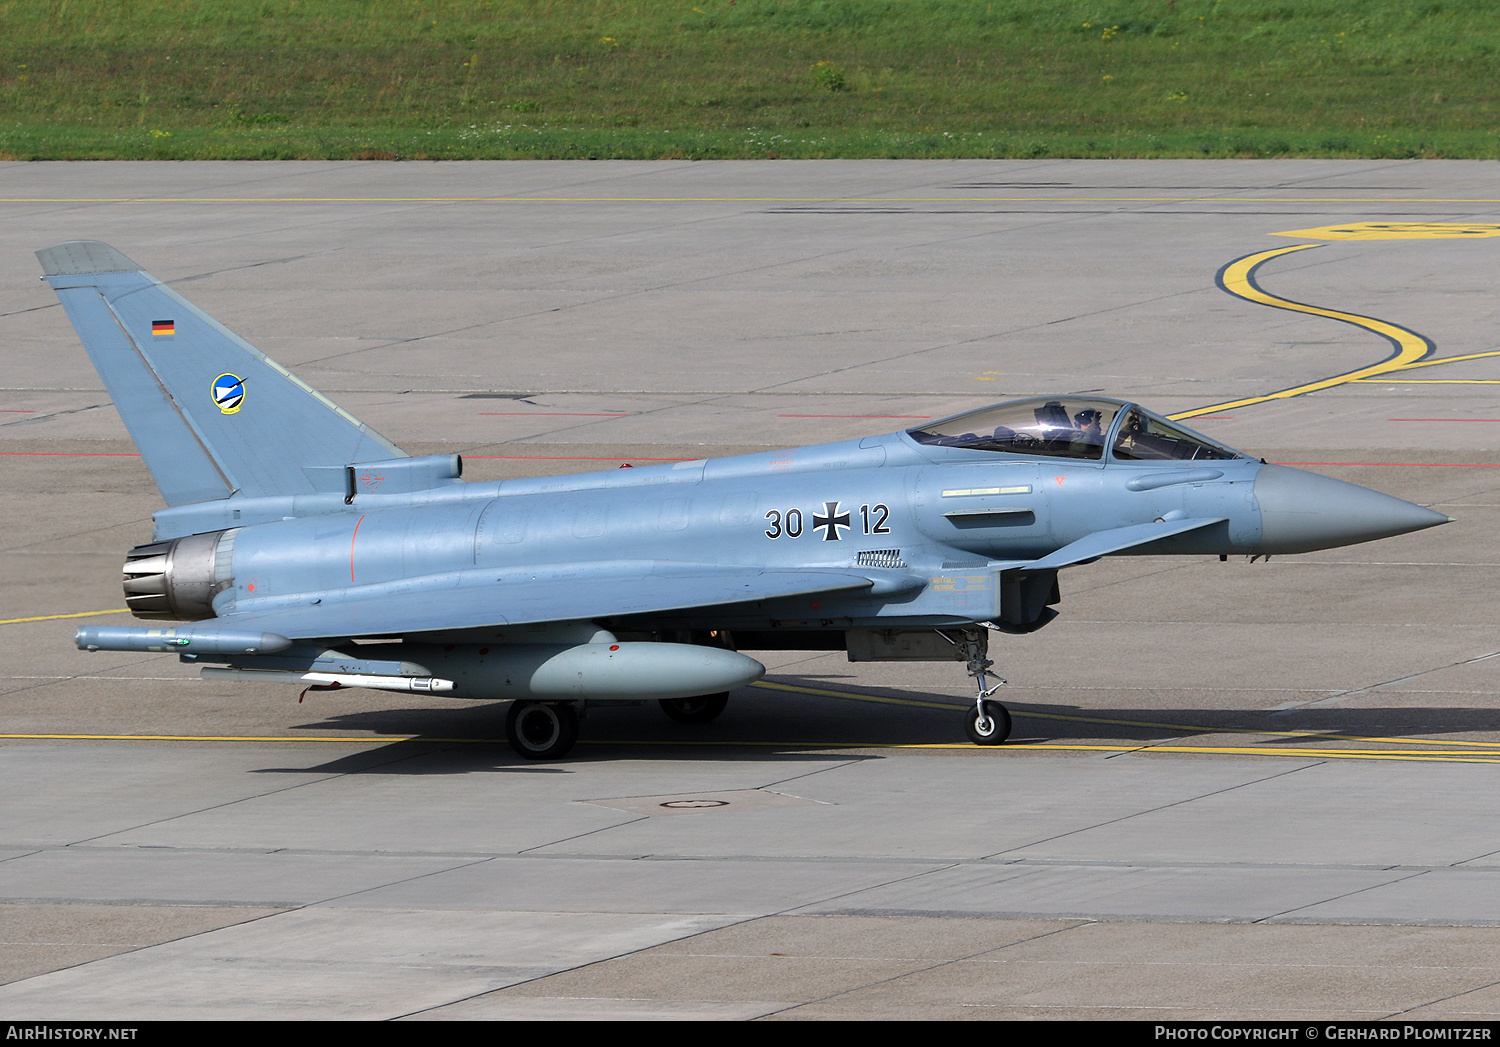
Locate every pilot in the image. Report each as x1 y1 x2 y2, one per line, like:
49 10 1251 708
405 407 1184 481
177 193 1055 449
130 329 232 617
1074 407 1104 439
1065 406 1106 458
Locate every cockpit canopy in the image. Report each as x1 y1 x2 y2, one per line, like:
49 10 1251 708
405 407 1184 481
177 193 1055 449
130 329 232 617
906 397 1246 463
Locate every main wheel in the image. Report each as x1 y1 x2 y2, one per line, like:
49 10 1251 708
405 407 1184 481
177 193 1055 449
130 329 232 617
506 701 579 760
965 700 1012 745
658 691 729 725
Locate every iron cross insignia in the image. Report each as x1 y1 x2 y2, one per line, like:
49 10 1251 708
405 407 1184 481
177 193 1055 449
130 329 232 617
813 500 851 541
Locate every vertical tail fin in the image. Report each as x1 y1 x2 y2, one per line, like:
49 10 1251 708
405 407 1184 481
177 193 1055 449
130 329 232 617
37 241 406 505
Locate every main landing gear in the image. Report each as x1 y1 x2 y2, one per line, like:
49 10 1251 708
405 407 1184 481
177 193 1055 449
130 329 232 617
504 691 731 760
658 691 729 725
955 627 1011 746
506 700 579 760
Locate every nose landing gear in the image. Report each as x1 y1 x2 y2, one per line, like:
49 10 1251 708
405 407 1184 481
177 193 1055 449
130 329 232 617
955 627 1011 745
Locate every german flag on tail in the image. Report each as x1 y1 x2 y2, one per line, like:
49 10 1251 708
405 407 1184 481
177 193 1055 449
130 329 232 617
152 320 174 336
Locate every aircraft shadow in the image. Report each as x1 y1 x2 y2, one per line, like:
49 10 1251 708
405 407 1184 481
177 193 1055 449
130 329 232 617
252 675 1498 775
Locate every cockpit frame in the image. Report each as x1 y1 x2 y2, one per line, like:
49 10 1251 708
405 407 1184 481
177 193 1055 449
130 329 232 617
905 397 1246 465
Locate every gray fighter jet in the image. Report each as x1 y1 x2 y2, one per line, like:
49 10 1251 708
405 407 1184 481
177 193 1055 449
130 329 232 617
41 241 1451 758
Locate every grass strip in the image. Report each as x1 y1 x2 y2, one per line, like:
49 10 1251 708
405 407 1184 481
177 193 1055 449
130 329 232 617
3 0 1497 160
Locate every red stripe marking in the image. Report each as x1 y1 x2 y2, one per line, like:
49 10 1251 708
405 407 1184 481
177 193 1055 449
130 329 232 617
350 514 365 584
0 451 695 463
1278 461 1500 468
468 455 689 462
0 410 36 414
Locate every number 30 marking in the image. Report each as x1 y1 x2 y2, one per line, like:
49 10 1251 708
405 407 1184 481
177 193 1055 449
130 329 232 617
765 508 804 539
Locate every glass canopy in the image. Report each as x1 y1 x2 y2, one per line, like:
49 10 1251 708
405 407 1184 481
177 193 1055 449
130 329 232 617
906 397 1245 463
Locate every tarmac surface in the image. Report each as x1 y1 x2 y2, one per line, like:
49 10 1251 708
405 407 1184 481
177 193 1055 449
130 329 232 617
0 159 1498 1020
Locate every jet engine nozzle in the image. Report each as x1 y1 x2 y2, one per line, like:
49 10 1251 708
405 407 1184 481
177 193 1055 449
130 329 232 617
1254 464 1450 554
121 529 237 620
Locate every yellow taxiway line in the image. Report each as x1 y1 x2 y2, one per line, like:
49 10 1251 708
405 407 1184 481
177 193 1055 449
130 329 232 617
1169 243 1436 421
752 679 957 710
1168 223 1500 419
1 732 1495 763
5 196 1500 205
0 732 424 743
755 681 1500 750
906 743 1500 762
0 608 131 625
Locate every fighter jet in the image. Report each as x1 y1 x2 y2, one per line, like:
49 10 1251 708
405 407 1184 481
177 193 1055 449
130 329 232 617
40 241 1451 758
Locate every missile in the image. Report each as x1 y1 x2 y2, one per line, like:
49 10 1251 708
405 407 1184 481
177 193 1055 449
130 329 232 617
201 668 455 694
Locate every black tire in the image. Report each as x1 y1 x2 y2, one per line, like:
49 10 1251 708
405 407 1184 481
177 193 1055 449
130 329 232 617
658 691 729 725
965 700 1012 746
506 701 579 760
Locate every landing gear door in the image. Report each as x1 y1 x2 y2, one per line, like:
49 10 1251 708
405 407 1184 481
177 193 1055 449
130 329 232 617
997 568 1060 634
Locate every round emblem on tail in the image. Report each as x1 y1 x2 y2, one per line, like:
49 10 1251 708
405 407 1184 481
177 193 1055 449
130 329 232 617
211 373 245 415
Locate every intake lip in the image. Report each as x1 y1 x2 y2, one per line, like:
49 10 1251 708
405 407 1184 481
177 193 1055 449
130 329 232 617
1254 464 1450 554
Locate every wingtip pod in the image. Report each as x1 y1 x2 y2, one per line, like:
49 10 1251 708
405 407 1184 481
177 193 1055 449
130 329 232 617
36 241 140 278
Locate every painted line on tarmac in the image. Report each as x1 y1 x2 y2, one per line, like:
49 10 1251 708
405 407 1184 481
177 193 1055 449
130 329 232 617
0 732 425 743
762 680 1500 751
1171 225 1500 422
753 681 1500 754
1169 244 1435 421
9 675 1489 762
1371 348 1500 371
0 608 129 625
1277 461 1500 468
6 196 1500 205
753 679 959 710
1272 222 1500 241
587 739 1500 761
468 455 687 462
3 731 1496 763
16 447 1497 467
945 743 1500 763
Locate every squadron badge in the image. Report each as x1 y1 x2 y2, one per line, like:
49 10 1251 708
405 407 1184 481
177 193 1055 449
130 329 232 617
211 373 245 415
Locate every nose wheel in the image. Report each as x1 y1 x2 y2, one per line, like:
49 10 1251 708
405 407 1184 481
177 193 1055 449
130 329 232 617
966 699 1012 745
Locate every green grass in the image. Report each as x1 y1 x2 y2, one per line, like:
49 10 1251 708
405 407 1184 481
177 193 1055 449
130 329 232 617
2 0 1497 160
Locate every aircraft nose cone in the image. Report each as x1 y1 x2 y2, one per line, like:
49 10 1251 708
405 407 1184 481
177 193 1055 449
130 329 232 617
1255 463 1451 554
